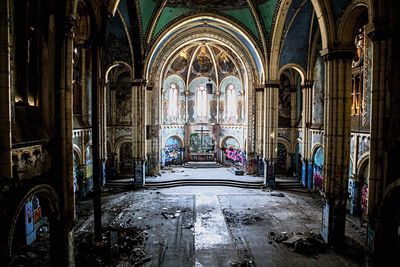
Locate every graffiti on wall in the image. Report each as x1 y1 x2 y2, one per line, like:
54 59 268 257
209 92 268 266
313 147 324 190
164 136 182 165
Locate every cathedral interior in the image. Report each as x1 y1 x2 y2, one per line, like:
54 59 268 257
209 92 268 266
0 0 399 266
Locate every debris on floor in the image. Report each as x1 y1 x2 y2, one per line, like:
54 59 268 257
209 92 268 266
270 192 285 197
75 225 149 266
268 231 326 256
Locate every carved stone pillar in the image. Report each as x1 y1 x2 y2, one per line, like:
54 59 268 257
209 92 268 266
301 80 313 189
365 22 398 264
132 79 146 187
0 0 12 179
263 81 279 187
56 14 76 266
319 49 353 250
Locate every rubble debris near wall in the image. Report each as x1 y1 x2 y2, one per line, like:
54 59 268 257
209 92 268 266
9 224 51 267
268 231 326 257
75 224 149 267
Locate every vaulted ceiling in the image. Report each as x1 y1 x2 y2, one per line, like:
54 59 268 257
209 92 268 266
102 0 357 79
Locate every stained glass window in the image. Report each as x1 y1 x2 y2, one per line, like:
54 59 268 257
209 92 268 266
226 84 236 118
168 83 179 119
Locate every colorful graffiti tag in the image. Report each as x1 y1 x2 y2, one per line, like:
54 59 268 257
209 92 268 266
313 147 324 190
165 136 182 165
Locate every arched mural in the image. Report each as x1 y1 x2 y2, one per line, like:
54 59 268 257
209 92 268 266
313 147 324 190
159 42 248 164
279 74 291 127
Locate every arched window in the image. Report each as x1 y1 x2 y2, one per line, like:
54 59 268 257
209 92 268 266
226 84 236 118
196 85 207 117
168 83 179 119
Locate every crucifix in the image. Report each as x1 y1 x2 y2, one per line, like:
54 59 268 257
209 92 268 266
195 126 210 152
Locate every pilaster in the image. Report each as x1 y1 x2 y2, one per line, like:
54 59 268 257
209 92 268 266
0 0 12 179
132 79 147 187
263 81 279 186
301 80 313 189
320 49 353 249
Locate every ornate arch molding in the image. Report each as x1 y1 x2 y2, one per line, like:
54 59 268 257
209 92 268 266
278 64 306 84
221 135 242 150
4 184 60 258
145 14 265 83
337 2 369 49
357 152 370 176
73 144 83 165
278 137 292 154
105 61 133 82
164 135 185 148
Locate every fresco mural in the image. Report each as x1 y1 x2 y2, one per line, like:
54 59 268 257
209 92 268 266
313 147 324 191
159 43 248 164
312 56 324 126
219 76 243 124
276 143 287 174
163 75 186 124
188 77 217 124
119 142 132 175
164 136 183 165
115 83 132 124
279 74 291 127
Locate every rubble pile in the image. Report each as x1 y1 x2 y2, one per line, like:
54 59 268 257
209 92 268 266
75 225 150 266
9 224 51 267
268 231 326 256
223 209 264 225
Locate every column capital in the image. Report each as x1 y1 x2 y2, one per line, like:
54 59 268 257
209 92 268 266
255 85 265 92
301 80 313 89
320 49 354 62
265 81 280 89
131 79 147 87
366 22 391 42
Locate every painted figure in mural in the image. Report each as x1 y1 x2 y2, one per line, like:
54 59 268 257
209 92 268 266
219 101 225 122
210 100 217 123
179 99 185 122
279 75 291 120
218 52 235 74
236 100 243 123
168 83 179 122
163 98 168 123
188 100 195 123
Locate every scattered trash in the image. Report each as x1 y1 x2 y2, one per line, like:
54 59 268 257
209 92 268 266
271 193 285 197
268 231 326 256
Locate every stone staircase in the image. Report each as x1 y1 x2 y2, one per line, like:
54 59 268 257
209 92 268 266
183 161 222 169
275 176 304 190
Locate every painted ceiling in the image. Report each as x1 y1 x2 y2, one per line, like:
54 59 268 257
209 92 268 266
137 0 279 46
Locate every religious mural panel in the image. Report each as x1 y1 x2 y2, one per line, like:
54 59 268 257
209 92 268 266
312 56 324 126
279 74 291 127
115 84 132 124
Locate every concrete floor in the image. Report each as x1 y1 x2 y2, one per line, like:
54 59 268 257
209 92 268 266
77 182 366 266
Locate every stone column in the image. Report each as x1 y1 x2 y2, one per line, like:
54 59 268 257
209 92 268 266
301 80 313 189
91 45 102 242
57 14 76 266
255 86 264 175
319 49 353 250
0 0 12 179
263 81 279 187
132 79 146 187
365 23 397 264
